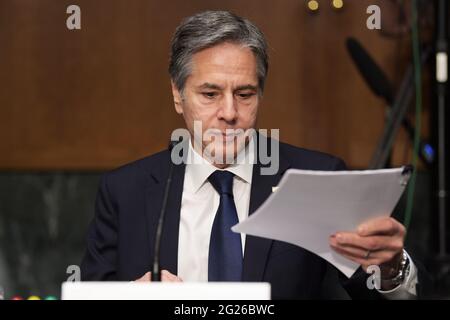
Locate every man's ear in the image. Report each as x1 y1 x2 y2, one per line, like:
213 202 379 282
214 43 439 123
171 81 183 115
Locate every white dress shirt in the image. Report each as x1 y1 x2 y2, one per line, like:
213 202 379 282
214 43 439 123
176 138 418 298
177 138 254 282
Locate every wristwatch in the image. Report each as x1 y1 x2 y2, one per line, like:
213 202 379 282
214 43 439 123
381 250 410 289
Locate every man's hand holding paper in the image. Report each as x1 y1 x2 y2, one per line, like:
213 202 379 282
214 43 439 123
330 216 406 290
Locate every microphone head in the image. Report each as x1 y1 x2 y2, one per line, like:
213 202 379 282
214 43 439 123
346 37 394 104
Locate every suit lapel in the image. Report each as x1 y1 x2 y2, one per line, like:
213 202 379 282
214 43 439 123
144 137 290 281
145 152 186 276
242 140 290 281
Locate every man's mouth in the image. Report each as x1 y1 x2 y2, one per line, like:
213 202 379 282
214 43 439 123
221 131 247 143
204 129 246 144
221 133 236 142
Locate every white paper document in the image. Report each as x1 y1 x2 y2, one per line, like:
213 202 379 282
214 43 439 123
232 167 411 278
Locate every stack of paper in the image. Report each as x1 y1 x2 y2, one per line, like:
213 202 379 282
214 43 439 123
232 167 410 277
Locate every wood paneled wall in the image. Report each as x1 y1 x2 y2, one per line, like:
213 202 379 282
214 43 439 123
0 0 429 169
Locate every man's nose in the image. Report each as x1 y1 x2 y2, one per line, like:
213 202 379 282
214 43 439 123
218 93 238 123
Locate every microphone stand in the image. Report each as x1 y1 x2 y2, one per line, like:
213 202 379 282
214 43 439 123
369 46 431 169
435 0 448 260
430 0 450 297
152 140 178 281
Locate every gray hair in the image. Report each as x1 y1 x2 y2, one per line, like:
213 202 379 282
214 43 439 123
169 10 269 95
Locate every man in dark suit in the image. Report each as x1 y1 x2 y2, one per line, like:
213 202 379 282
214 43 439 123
81 10 422 299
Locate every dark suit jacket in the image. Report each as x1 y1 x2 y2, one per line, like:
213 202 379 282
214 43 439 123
80 138 425 299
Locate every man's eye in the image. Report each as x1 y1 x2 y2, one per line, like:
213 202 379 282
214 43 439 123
202 92 217 99
237 93 255 99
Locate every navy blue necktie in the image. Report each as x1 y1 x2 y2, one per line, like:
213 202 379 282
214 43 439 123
208 170 243 281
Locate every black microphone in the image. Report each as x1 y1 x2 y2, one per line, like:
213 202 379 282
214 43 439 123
346 37 435 165
152 139 180 281
346 37 394 104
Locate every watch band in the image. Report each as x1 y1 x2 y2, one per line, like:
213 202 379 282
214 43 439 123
381 250 410 288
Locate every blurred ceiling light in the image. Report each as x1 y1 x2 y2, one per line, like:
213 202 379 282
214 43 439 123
332 0 344 10
307 0 319 12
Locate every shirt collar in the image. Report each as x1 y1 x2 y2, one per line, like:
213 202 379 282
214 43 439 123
185 134 255 193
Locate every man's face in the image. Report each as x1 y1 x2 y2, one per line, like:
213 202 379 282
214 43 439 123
171 42 260 167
